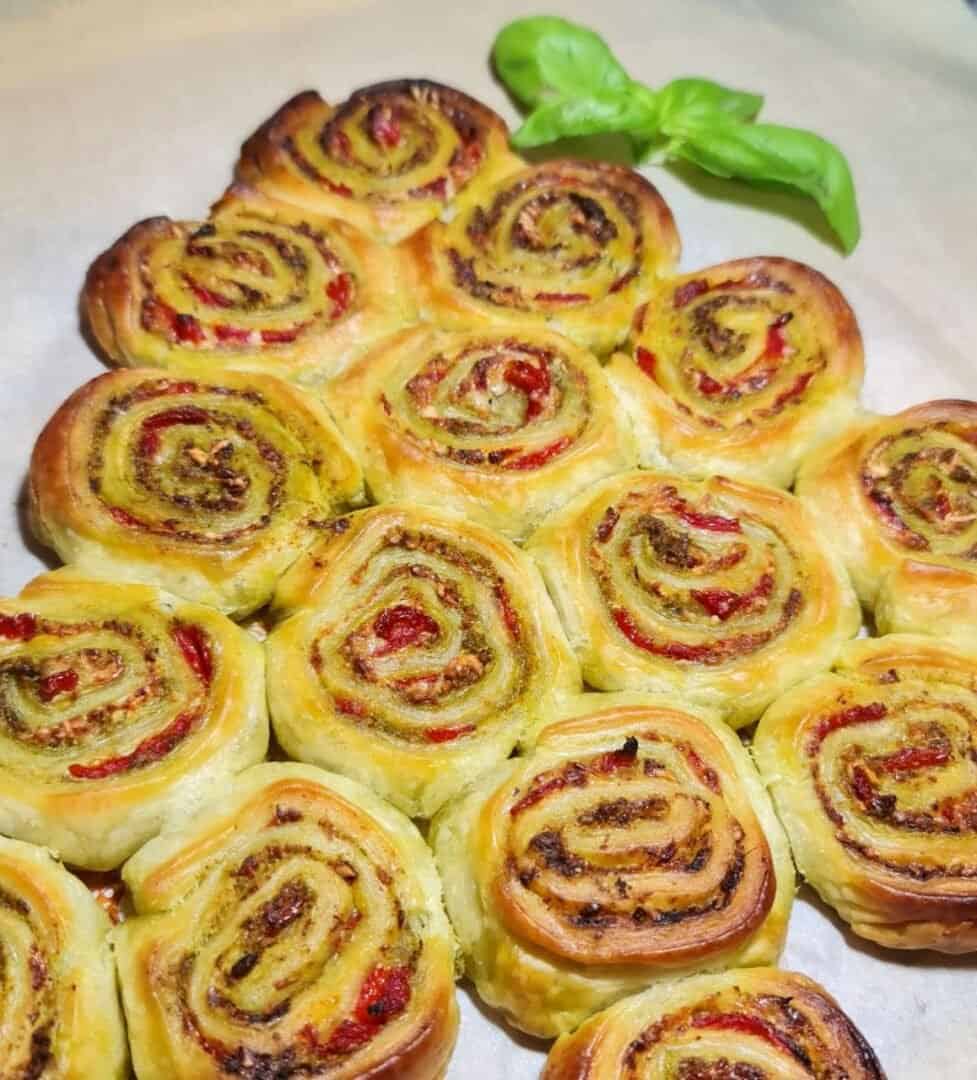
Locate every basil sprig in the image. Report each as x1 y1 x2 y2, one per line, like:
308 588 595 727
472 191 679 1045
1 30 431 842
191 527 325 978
493 16 860 253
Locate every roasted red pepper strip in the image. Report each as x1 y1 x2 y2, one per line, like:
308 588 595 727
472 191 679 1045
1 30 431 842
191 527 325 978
0 613 38 641
426 724 476 743
172 624 214 686
38 669 79 702
68 712 195 780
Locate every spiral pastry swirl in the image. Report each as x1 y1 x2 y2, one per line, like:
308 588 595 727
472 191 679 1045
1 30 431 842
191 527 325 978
406 159 680 355
267 504 580 818
83 186 412 383
527 470 859 728
235 80 520 244
797 399 977 607
29 368 363 617
430 694 793 1036
607 257 864 488
113 762 458 1080
754 634 977 952
0 570 267 869
327 324 638 539
0 836 128 1078
542 968 885 1080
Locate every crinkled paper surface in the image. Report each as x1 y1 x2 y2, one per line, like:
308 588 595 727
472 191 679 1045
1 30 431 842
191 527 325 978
1 1 975 1076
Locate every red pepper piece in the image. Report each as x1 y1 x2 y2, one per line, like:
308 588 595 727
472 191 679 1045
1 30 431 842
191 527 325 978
261 327 300 345
636 347 657 378
173 313 205 344
494 584 521 641
0 613 38 641
38 669 79 702
186 279 233 309
691 1013 800 1059
215 324 251 344
875 745 951 773
505 359 551 421
504 436 572 471
813 702 887 744
426 724 476 743
373 605 439 654
326 273 353 319
612 608 712 663
698 372 724 396
68 712 195 779
172 624 214 686
334 697 368 717
693 573 773 622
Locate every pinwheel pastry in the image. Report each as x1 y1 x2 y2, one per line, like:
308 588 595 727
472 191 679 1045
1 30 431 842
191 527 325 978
29 368 363 617
0 570 267 869
541 967 885 1079
527 469 859 728
607 256 864 488
796 399 977 608
430 693 794 1036
326 324 637 540
405 159 680 355
235 79 521 244
83 184 413 384
754 634 977 952
875 559 977 647
267 503 580 818
0 835 128 1078
113 761 458 1080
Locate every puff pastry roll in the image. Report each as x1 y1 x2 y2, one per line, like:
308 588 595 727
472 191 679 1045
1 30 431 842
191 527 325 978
430 693 794 1036
267 504 580 818
405 159 680 355
796 399 977 608
754 634 977 952
607 257 864 488
542 968 885 1079
0 836 128 1079
528 470 859 728
83 185 412 383
29 368 363 618
0 570 267 869
876 559 977 647
235 79 521 244
114 762 458 1080
326 324 637 540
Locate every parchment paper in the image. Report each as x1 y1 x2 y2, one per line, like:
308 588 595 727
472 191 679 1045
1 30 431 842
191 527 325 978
1 1 975 1075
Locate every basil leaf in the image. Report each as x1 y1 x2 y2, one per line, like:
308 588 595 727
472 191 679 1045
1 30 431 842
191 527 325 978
512 93 657 149
657 78 763 132
493 16 632 108
670 119 861 252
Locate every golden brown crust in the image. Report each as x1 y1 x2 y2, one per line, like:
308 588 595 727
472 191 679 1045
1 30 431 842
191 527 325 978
607 256 864 487
754 634 977 952
405 158 680 356
527 469 860 728
542 968 886 1079
876 559 977 647
114 763 458 1080
266 503 580 817
325 323 638 540
431 693 793 1036
796 398 977 608
0 569 268 869
82 185 414 384
234 81 521 244
29 367 363 618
